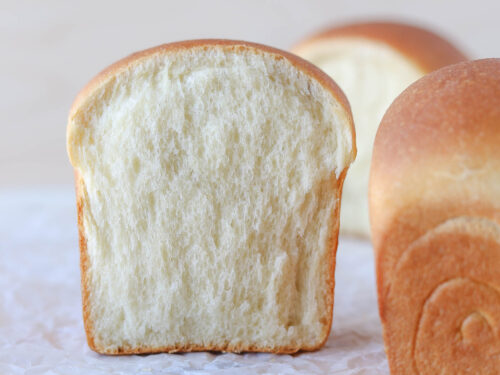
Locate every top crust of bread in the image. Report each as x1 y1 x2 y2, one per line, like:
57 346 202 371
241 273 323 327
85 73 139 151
67 39 356 354
68 39 355 161
370 58 500 297
293 21 467 73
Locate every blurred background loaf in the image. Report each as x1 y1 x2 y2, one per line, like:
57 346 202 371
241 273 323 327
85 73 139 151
292 21 467 238
2 0 500 188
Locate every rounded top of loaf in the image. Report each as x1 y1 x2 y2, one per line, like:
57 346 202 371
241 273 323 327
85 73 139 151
68 40 355 153
370 58 500 249
293 21 467 73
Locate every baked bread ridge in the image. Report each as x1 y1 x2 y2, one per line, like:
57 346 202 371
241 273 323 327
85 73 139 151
67 40 356 355
292 21 467 238
369 59 500 374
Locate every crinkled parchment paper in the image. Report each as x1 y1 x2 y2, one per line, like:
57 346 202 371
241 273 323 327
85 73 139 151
0 188 389 374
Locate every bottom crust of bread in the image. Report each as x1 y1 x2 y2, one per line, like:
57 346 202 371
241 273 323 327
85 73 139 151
87 338 328 355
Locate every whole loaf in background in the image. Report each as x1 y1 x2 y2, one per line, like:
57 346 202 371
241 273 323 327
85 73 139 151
293 21 467 238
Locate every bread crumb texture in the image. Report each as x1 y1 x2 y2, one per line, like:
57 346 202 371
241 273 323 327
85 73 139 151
67 43 354 353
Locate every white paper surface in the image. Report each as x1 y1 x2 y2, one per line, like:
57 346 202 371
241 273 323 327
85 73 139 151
0 188 389 374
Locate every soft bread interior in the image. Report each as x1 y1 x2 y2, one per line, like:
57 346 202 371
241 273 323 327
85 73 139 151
67 46 354 352
295 38 422 237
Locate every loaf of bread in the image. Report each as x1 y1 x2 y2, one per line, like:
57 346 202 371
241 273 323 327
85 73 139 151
370 59 500 374
293 21 467 237
66 40 356 354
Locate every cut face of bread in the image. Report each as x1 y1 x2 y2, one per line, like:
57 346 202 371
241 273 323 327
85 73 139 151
293 22 467 237
67 40 355 354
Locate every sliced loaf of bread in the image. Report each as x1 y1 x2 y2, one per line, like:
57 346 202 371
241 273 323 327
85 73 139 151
67 40 356 354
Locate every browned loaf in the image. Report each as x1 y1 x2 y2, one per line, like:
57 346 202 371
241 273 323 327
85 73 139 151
370 58 500 374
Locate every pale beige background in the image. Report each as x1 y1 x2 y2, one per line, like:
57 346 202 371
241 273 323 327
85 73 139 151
2 0 499 187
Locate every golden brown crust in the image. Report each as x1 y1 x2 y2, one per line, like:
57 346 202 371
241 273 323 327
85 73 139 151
382 219 500 374
69 39 355 355
321 168 348 348
292 21 467 73
369 59 500 374
74 170 97 352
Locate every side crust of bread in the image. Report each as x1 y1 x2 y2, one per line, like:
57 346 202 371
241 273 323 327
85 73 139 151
69 40 355 355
